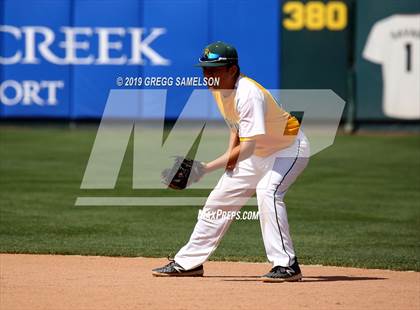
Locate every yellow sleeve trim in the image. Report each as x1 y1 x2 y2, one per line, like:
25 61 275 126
239 137 256 142
284 115 301 136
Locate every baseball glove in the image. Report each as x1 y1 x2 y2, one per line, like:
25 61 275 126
161 156 205 190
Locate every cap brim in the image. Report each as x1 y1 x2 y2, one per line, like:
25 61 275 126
194 61 230 67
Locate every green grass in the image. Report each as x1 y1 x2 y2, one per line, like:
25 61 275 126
1 126 419 271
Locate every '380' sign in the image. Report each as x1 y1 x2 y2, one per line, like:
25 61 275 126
283 1 348 31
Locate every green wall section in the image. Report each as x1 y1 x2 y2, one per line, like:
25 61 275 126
281 0 419 123
281 0 354 101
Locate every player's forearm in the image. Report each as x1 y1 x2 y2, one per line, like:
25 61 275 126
202 130 239 173
203 151 231 173
204 141 255 174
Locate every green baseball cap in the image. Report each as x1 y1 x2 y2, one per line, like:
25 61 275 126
195 41 238 67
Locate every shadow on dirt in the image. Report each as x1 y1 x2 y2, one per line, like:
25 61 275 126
300 276 387 283
205 275 387 282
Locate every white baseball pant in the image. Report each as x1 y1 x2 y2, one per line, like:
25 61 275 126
175 131 310 270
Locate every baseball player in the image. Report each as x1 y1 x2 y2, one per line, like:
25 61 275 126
153 41 310 282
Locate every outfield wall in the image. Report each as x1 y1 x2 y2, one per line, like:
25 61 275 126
0 0 280 120
1 0 419 123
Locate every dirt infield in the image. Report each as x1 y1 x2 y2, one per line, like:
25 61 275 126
1 254 419 310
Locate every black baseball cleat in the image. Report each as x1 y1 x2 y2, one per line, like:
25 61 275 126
152 260 204 277
261 259 302 282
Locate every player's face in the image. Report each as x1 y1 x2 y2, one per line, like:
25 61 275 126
202 66 237 90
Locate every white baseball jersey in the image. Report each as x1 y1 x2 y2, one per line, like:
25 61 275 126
212 75 300 157
363 14 420 120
